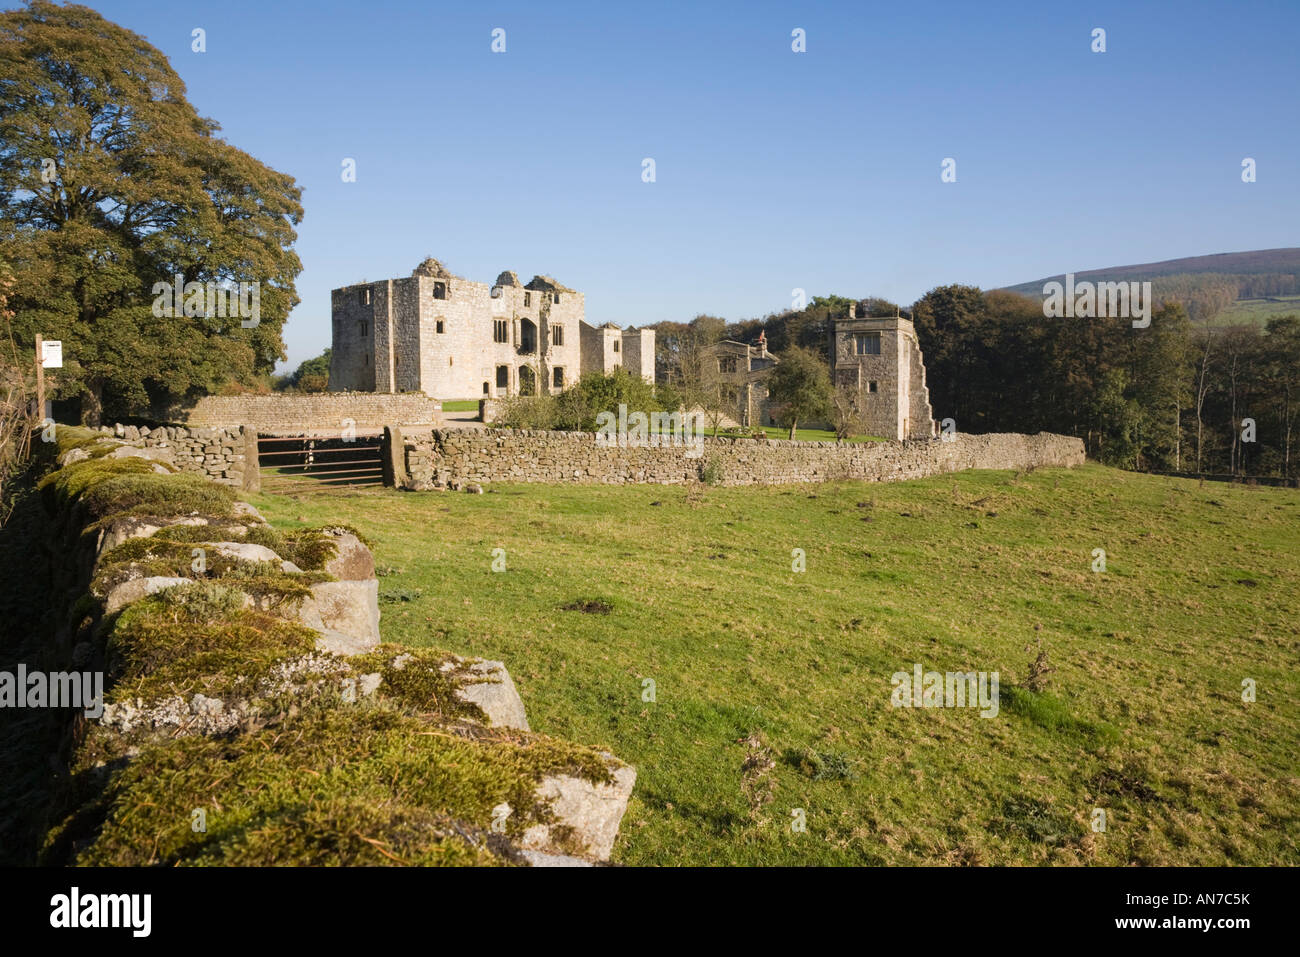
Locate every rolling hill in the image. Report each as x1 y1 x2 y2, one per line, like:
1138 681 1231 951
1001 248 1300 324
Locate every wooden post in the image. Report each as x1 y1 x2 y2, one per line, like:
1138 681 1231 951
35 333 45 422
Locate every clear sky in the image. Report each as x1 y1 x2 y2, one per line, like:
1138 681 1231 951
77 0 1300 371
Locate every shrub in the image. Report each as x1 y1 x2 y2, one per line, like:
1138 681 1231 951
700 455 725 486
654 381 683 414
496 370 677 433
788 747 858 781
570 369 662 431
496 394 556 430
553 388 591 431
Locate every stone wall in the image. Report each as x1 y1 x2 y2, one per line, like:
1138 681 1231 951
330 283 379 391
399 428 1086 489
174 393 442 432
96 423 257 488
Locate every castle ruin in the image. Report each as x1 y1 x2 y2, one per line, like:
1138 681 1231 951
829 307 936 440
330 258 654 399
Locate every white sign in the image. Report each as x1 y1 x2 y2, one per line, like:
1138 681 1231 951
41 340 62 368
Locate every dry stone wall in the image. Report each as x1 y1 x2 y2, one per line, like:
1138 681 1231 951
172 392 442 432
95 423 255 488
400 428 1086 488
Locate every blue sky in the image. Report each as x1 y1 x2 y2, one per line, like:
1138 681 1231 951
79 0 1300 371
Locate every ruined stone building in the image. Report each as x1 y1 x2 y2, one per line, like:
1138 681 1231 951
330 258 654 399
829 307 936 440
710 331 780 428
705 310 935 440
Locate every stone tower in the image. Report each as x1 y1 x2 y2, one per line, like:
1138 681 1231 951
829 307 936 440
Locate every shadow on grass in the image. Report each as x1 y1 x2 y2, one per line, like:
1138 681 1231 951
636 787 743 837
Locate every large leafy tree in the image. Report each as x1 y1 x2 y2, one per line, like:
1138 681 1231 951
910 284 990 429
1128 302 1192 470
0 1 303 424
767 345 832 438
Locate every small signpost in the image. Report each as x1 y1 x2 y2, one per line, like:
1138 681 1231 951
42 339 62 368
35 335 61 422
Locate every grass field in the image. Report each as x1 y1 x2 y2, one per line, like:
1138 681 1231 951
440 399 481 412
250 464 1300 865
1217 296 1300 327
755 426 882 443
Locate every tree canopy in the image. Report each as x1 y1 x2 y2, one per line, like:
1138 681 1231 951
276 348 330 393
0 0 303 424
767 345 832 439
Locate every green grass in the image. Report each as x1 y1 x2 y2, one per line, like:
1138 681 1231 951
250 464 1300 865
441 400 481 412
756 426 883 443
1216 296 1300 328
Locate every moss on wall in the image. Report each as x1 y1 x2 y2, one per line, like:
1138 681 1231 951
22 433 624 867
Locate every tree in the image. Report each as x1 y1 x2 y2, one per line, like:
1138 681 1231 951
767 346 832 439
655 316 733 434
911 285 990 429
277 348 331 392
0 1 303 424
856 296 901 318
1191 317 1219 472
830 384 867 442
0 256 35 502
1262 315 1300 478
1089 368 1143 468
1130 302 1192 470
652 314 724 388
1219 324 1262 475
1179 280 1238 323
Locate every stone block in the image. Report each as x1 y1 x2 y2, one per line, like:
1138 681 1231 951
310 580 380 652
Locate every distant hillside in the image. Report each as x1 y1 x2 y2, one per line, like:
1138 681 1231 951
1004 248 1300 290
1001 248 1300 324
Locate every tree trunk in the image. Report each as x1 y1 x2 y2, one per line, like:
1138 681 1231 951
788 418 797 440
80 380 103 427
1174 406 1181 471
1228 353 1239 476
1194 328 1213 473
1285 394 1292 479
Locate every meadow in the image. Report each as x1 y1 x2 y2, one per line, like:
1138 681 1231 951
1218 295 1300 327
250 464 1300 865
